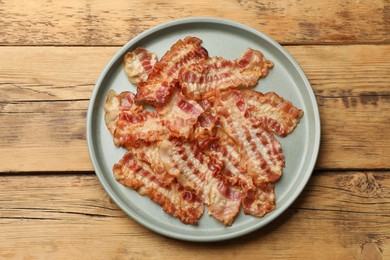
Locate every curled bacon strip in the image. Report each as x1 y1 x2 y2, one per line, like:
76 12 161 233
136 37 208 106
214 90 285 185
104 88 203 148
204 129 276 217
104 90 168 148
123 48 158 84
179 48 273 100
159 139 241 226
113 151 204 224
240 90 304 137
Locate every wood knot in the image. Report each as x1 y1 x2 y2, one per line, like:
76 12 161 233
361 241 382 260
336 173 380 197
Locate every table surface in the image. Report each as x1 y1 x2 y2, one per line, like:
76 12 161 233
0 1 389 259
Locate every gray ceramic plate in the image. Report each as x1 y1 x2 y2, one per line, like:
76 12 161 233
87 17 320 242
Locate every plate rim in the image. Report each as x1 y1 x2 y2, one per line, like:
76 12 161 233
86 17 321 242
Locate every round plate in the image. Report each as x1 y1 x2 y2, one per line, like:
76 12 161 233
86 17 321 242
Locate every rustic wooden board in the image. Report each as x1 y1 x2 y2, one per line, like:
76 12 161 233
0 0 388 46
0 45 389 172
0 171 388 259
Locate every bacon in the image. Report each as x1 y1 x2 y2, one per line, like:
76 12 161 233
113 151 204 224
105 38 305 225
179 48 274 100
104 90 145 135
241 182 275 217
158 139 241 226
192 112 218 140
128 143 176 185
104 88 203 148
156 87 203 138
104 89 169 147
204 129 276 217
123 48 158 84
240 90 304 137
214 90 285 185
114 108 168 148
206 129 254 191
136 37 208 106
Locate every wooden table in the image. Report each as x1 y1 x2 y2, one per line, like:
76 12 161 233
0 1 389 259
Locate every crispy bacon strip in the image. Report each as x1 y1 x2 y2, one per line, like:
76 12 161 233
179 48 273 100
240 90 303 137
136 37 208 106
159 139 241 226
204 129 275 217
104 89 203 147
205 129 254 191
214 90 285 185
114 108 168 148
104 89 169 147
123 48 158 84
113 151 204 224
128 143 176 185
104 90 145 135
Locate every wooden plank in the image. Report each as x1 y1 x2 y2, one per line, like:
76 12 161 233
0 0 388 46
0 45 389 172
0 171 389 259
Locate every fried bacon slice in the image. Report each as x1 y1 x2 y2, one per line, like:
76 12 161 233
240 90 303 137
205 129 254 191
128 143 176 186
204 129 275 217
156 87 203 139
214 90 285 185
179 48 273 100
105 90 169 148
192 112 218 141
123 47 158 84
136 36 208 106
104 90 145 135
113 151 204 224
104 88 203 148
242 182 275 217
159 139 241 226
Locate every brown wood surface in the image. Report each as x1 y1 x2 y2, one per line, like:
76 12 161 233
0 0 388 45
0 45 389 172
0 172 389 259
0 0 389 258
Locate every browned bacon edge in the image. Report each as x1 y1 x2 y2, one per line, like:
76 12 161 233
113 151 205 224
123 47 158 84
136 36 208 106
179 48 274 100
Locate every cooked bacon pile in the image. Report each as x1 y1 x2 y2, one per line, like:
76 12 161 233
104 36 303 225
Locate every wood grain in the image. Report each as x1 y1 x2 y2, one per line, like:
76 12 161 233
0 45 389 172
0 0 388 46
0 171 388 259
